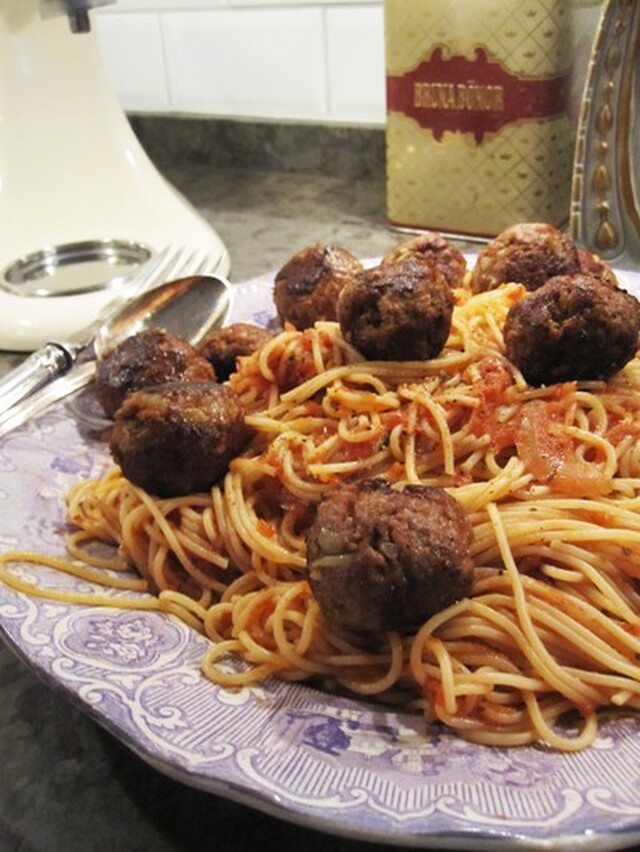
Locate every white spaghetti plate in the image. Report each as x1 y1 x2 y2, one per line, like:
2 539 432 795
1 267 640 851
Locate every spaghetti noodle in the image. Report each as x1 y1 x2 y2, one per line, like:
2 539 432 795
2 281 640 751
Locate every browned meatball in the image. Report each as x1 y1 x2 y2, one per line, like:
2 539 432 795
471 222 580 293
337 258 454 361
273 243 363 329
576 247 619 288
198 322 274 381
382 232 467 289
307 480 474 634
95 327 215 418
503 274 640 386
109 381 252 497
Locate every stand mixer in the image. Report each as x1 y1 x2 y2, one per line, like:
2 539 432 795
0 0 230 351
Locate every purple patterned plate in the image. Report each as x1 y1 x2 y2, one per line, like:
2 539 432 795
2 270 640 851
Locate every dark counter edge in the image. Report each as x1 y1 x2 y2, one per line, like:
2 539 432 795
129 114 387 183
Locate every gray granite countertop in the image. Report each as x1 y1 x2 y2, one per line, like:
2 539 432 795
0 119 477 852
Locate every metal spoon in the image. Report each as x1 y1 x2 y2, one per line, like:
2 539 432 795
0 273 232 437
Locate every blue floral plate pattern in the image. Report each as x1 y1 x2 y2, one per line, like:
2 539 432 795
2 271 640 851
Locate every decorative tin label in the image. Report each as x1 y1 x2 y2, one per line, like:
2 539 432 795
387 47 570 144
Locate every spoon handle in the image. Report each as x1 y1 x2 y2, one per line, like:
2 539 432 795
0 360 95 440
0 343 75 414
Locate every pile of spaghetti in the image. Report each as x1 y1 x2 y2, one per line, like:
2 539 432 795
3 281 640 752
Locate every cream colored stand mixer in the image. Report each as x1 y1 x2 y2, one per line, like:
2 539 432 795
0 0 230 351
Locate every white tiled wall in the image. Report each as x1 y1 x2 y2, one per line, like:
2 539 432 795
95 1 386 125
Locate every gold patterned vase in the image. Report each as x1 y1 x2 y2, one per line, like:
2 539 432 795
570 0 640 267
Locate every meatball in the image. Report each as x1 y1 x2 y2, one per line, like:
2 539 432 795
382 232 467 289
109 381 252 497
198 322 274 381
471 222 580 293
337 258 454 361
503 273 640 386
576 247 619 288
95 327 215 418
273 243 363 329
307 480 474 634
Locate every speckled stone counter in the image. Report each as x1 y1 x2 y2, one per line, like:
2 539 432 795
0 118 474 852
131 117 404 283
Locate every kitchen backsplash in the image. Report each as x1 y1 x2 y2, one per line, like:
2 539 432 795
95 1 603 129
95 1 386 125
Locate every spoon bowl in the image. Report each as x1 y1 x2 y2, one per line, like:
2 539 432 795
0 273 232 423
65 273 232 432
92 273 232 358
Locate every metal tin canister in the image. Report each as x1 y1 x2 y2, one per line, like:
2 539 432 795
384 0 576 238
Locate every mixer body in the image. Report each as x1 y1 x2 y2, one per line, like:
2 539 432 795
0 0 230 349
